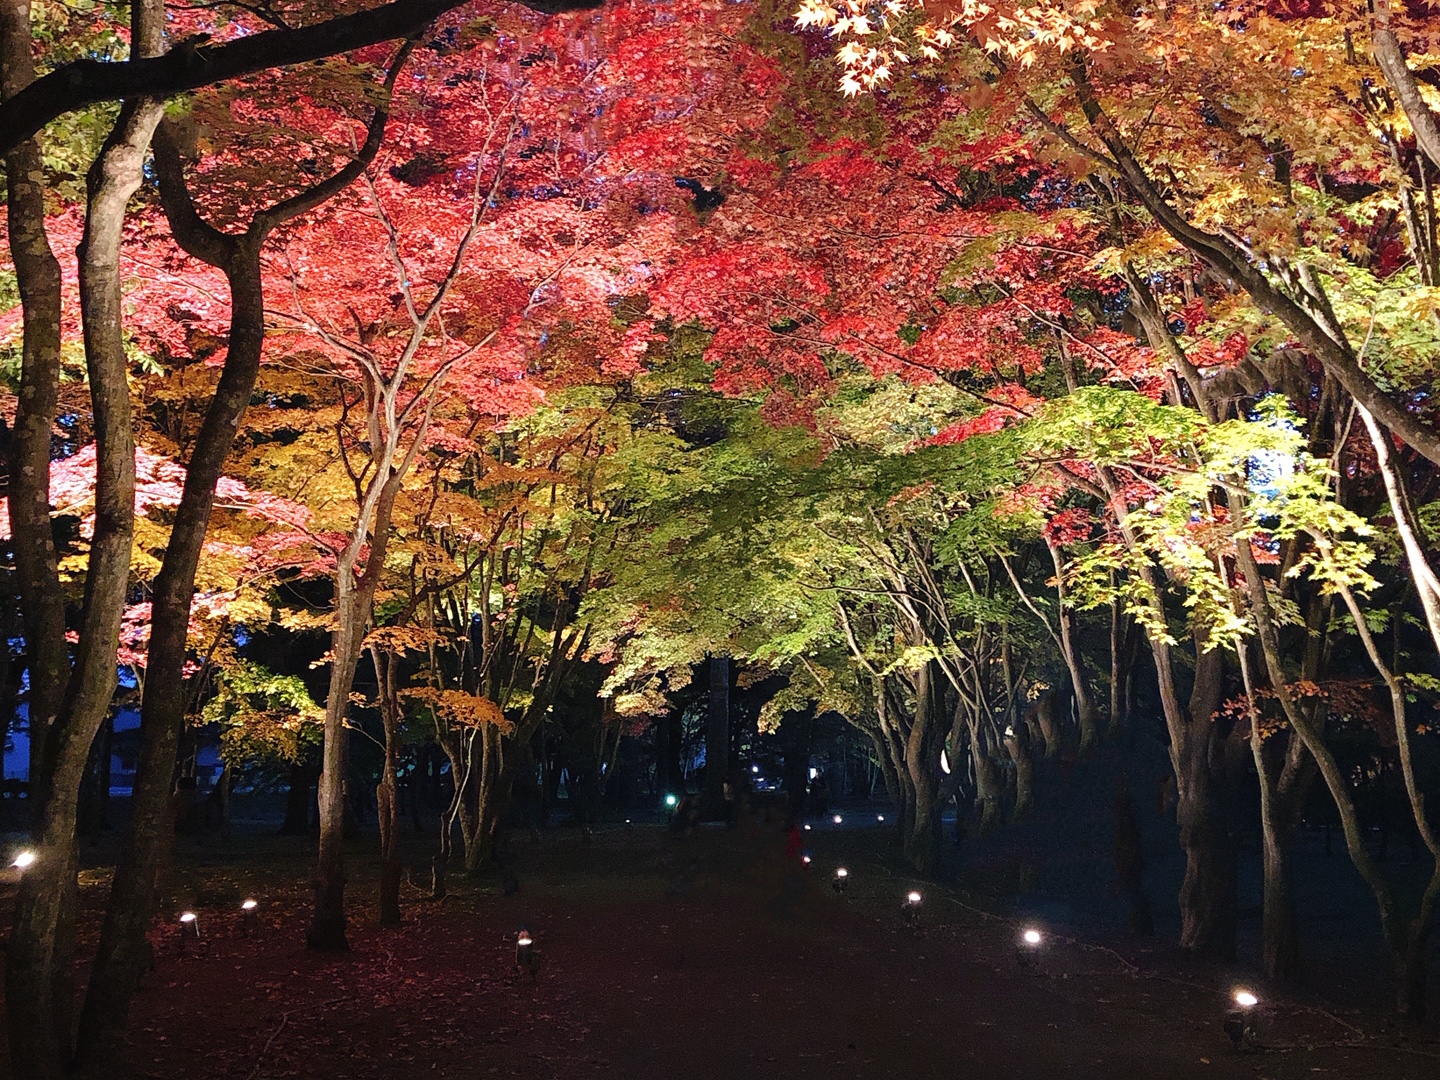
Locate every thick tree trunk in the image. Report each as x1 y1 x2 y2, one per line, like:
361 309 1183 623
901 663 943 874
970 726 1003 838
1032 691 1061 758
1003 721 1034 820
1 0 68 818
75 248 266 1067
1171 646 1236 960
6 10 160 1065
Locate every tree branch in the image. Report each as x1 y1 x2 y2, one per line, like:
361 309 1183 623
0 0 602 156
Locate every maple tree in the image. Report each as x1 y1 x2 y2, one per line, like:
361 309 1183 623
4 2 1440 1071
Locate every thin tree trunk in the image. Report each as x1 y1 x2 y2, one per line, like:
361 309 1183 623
703 655 730 818
373 648 402 925
1048 539 1099 753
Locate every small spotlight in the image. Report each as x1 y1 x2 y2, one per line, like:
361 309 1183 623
178 911 200 950
241 899 258 911
803 824 812 831
516 931 538 978
902 890 922 925
12 850 36 870
751 764 759 774
877 815 884 823
1017 927 1044 967
802 855 812 864
833 867 849 895
833 815 842 825
241 899 259 933
665 793 677 808
1224 989 1260 1048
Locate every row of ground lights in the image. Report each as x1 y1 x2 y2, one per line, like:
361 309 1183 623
7 847 1264 1041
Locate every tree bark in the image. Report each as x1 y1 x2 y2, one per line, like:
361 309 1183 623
1048 539 1099 753
1372 7 1440 175
373 649 402 925
2 0 69 827
0 0 604 156
4 5 162 1069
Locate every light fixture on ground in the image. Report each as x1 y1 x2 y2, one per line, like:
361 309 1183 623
1016 927 1043 967
802 855 812 864
832 814 842 825
1224 989 1259 1049
664 793 677 808
876 814 884 823
241 899 259 933
516 931 538 978
178 911 200 950
833 867 849 895
902 890 922 925
803 823 812 831
11 850 35 870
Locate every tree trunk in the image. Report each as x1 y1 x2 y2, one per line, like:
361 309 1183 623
703 655 730 817
310 631 359 951
462 724 508 872
901 663 943 874
1049 539 1099 753
1003 721 1034 820
374 649 402 925
1 1 68 822
970 725 1003 838
1032 691 1061 758
6 10 161 1066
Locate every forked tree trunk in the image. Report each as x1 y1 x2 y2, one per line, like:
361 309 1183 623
80 67 406 1058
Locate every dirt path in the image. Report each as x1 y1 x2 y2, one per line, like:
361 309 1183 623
8 825 1433 1080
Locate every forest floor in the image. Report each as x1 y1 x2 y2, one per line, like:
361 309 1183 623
3 814 1437 1080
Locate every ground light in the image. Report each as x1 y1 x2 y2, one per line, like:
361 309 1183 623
11 850 35 870
516 931 538 978
902 890 922 925
833 867 849 895
241 899 259 933
833 814 843 825
876 814 884 823
803 824 812 831
664 793 677 808
803 855 812 865
1224 989 1259 1049
178 911 200 950
1016 927 1043 968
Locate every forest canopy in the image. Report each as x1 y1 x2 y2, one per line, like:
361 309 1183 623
2 1 1440 1076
